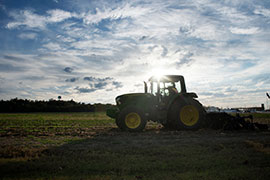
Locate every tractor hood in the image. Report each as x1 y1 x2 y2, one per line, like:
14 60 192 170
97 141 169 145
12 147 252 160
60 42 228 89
115 93 154 106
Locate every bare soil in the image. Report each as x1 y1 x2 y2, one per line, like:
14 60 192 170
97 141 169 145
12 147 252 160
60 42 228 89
1 125 270 180
0 112 270 179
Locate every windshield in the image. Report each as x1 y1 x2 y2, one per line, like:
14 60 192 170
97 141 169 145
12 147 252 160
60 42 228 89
150 82 158 95
150 80 181 96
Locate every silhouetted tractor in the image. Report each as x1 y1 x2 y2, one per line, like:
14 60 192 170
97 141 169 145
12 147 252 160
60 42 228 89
106 75 206 132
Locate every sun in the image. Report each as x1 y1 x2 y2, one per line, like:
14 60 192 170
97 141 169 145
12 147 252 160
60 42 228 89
145 67 178 81
148 68 171 80
150 69 162 79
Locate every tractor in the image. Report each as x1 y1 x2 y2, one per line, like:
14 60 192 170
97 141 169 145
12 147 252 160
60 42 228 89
106 75 206 132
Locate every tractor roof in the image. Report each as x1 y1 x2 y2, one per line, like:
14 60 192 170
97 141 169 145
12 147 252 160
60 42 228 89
149 75 184 82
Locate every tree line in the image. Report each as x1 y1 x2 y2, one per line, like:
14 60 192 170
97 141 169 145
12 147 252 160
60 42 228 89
0 98 114 113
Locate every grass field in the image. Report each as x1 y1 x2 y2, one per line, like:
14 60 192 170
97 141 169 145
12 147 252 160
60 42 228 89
0 112 270 180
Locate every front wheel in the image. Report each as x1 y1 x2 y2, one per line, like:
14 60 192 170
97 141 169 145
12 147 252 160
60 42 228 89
117 106 147 132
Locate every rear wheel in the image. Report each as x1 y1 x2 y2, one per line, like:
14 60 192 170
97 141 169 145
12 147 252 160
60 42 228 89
169 99 205 130
117 106 147 132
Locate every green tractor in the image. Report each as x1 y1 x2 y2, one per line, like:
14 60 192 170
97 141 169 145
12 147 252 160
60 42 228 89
106 75 206 132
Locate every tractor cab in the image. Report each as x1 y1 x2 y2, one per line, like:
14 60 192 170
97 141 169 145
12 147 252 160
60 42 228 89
145 75 190 101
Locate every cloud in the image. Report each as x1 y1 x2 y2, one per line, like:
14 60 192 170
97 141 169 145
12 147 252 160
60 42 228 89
1 0 270 107
200 91 227 98
0 63 24 72
43 42 62 51
94 82 107 89
139 36 147 41
18 33 37 40
3 55 25 61
225 87 238 93
65 77 78 82
112 81 123 88
0 3 6 11
161 46 168 57
75 87 96 93
251 73 270 86
254 6 270 17
63 67 73 73
82 3 151 25
83 76 112 82
6 9 77 29
176 51 194 66
179 25 193 34
83 77 95 81
84 76 113 90
7 10 47 29
46 9 73 23
229 27 260 35
75 76 122 93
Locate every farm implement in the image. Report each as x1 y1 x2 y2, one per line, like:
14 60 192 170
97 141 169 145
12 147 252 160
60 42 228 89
106 75 268 132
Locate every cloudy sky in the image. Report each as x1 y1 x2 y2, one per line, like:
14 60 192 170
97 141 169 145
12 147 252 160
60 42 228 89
0 0 270 108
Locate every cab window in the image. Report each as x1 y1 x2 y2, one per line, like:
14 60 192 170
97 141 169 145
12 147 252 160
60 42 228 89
160 82 175 96
175 81 181 93
151 82 158 95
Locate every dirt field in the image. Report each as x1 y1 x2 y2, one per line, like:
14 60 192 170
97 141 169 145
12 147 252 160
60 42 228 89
0 112 270 180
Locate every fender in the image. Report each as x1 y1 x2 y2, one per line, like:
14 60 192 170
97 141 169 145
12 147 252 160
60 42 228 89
167 92 199 110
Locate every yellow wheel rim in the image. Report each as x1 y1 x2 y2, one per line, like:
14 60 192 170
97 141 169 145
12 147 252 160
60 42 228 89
180 105 199 126
125 112 141 129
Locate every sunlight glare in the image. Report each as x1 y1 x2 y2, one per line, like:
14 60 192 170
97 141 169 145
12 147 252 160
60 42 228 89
149 68 170 80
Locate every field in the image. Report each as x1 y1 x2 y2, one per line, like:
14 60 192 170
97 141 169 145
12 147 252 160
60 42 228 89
0 112 270 180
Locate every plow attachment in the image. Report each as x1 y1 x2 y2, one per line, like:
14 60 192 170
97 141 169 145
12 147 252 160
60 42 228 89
204 112 269 131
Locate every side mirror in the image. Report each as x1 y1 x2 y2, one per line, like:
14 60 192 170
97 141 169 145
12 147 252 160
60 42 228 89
144 81 148 93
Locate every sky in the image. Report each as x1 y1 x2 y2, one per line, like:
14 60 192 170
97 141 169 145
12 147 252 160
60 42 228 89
0 0 270 108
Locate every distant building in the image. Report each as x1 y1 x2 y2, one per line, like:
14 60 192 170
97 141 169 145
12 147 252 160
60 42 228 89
205 104 265 113
222 108 240 113
205 106 220 112
237 104 265 112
